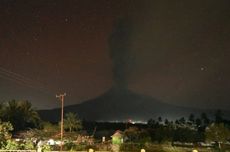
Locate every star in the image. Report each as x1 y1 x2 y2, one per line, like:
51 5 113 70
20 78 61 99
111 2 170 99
65 18 69 23
200 66 207 71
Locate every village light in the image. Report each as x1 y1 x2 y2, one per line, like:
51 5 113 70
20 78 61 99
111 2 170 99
141 149 146 152
102 136 105 143
89 148 94 152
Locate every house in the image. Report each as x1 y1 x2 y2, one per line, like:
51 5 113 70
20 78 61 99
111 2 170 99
111 130 124 145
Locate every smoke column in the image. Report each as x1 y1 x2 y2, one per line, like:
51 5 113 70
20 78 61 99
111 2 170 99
109 19 133 89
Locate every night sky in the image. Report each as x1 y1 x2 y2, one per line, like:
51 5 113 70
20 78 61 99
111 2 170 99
0 0 230 110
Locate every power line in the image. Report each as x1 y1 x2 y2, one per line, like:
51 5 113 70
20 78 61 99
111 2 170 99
0 67 43 85
0 66 55 94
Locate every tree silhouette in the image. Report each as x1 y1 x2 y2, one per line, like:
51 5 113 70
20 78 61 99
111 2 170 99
215 110 223 124
63 112 82 132
179 117 186 125
201 112 210 126
188 113 195 124
19 100 41 128
2 100 41 131
147 119 156 128
195 118 202 127
164 119 169 125
205 123 230 149
158 117 162 123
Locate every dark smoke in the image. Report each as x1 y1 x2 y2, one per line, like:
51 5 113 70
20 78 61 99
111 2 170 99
109 18 133 89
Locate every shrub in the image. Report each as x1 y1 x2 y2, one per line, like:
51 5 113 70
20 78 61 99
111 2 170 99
4 140 19 150
0 121 13 148
23 139 35 150
42 144 51 152
63 141 76 151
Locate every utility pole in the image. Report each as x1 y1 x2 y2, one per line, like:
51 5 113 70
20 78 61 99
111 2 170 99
56 93 66 151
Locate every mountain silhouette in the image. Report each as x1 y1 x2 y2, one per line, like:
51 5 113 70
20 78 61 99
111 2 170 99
39 87 200 122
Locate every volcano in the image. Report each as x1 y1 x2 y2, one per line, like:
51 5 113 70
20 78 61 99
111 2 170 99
39 87 199 122
39 20 203 122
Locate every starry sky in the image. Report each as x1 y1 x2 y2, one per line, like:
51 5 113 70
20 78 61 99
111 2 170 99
0 0 230 110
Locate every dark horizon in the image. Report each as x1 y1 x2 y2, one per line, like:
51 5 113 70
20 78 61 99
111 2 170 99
1 0 230 112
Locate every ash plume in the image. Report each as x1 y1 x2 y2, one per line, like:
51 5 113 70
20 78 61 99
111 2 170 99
109 18 133 89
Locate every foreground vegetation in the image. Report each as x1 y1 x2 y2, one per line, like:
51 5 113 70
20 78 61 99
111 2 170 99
0 100 230 151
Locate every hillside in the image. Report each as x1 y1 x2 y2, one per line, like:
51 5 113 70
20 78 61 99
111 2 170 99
39 87 203 122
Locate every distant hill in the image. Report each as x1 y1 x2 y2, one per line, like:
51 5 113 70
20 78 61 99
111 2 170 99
38 87 227 122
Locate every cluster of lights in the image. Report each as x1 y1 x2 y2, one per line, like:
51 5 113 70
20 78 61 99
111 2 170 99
98 119 147 124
